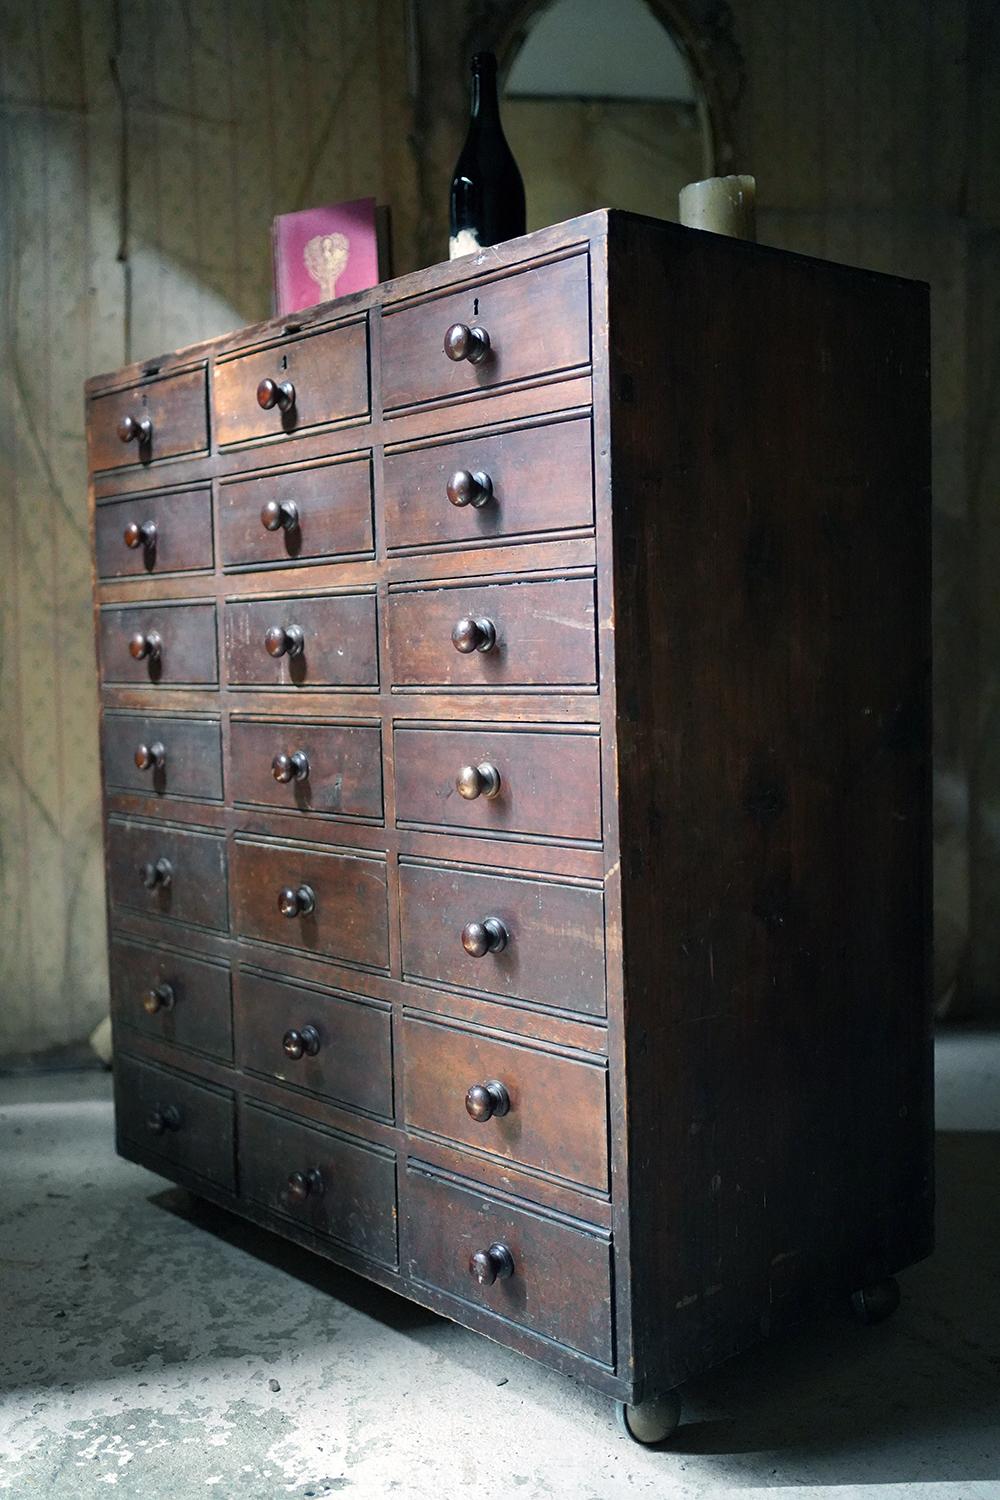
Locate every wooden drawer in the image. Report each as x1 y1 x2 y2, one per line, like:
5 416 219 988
232 837 388 969
404 1165 612 1363
224 593 378 688
229 719 382 820
107 817 229 932
219 456 373 568
382 255 590 412
237 970 392 1119
403 1015 608 1191
116 1053 235 1191
110 938 232 1062
384 415 593 551
95 485 213 578
241 1100 397 1266
102 713 223 801
87 368 208 473
214 320 369 446
388 576 595 688
399 861 605 1017
99 602 218 686
394 726 602 842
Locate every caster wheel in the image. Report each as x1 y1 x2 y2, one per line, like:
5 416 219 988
616 1390 682 1446
851 1276 900 1325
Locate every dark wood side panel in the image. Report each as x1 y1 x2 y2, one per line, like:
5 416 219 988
110 938 233 1061
219 456 373 567
95 485 213 578
229 719 382 819
115 1053 235 1191
102 713 223 801
232 837 389 969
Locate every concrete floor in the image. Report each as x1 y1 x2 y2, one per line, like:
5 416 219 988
1 1037 998 1500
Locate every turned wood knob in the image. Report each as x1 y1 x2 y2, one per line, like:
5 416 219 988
278 884 315 918
282 1025 321 1060
260 498 299 532
124 520 157 550
264 624 305 659
256 377 296 412
142 983 175 1014
128 630 162 661
462 918 508 957
286 1167 323 1203
446 469 493 508
465 1080 510 1122
456 762 501 800
139 857 172 890
271 750 309 783
134 741 166 772
470 1243 514 1286
444 323 491 365
117 414 153 446
146 1104 181 1134
452 616 496 654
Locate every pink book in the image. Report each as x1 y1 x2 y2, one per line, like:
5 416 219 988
271 197 387 315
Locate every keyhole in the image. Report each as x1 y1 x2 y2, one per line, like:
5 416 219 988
473 298 479 317
280 354 288 371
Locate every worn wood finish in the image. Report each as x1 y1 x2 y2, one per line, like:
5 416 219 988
229 719 382 820
232 837 389 969
107 817 229 932
219 456 373 568
224 593 378 688
99 602 218 686
95 485 213 578
115 1053 235 1191
214 320 369 446
88 368 208 473
110 938 233 1061
102 713 223 801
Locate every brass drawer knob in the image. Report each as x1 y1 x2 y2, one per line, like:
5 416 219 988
462 918 508 957
465 1080 510 1122
124 520 157 550
286 1167 323 1202
456 762 501 800
117 414 153 446
470 1243 514 1286
283 1025 321 1060
139 857 172 890
264 624 305 659
146 1104 181 1135
452 616 496 654
444 323 491 365
256 377 296 412
143 982 175 1014
134 741 166 772
272 750 309 783
446 469 493 508
128 630 162 662
278 884 315 918
261 498 299 532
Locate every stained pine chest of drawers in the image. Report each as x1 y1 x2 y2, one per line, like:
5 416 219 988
88 211 933 1434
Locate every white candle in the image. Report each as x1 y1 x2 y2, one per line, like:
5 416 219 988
679 175 757 240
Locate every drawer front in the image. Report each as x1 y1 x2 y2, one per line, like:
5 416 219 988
237 970 392 1119
99 602 218 686
394 727 602 842
116 1053 235 1191
214 321 369 446
102 713 223 801
382 255 590 412
399 862 605 1017
219 457 373 568
388 576 596 689
229 719 382 819
110 939 232 1061
232 838 388 969
384 415 593 551
107 818 229 932
404 1166 612 1363
241 1100 397 1266
224 594 378 688
403 1016 608 1191
88 369 208 473
95 486 213 578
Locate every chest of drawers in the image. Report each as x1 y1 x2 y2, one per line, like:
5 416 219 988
88 210 932 1439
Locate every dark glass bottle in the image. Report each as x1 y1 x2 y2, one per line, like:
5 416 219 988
449 52 526 258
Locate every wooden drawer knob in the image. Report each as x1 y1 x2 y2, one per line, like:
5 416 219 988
124 520 157 550
117 414 153 446
146 1104 181 1134
264 624 305 659
278 884 315 918
261 498 299 532
134 741 166 772
143 982 175 1014
128 630 162 661
452 616 496 654
457 762 501 800
462 918 508 957
139 857 172 890
447 469 493 508
465 1080 510 1122
470 1242 514 1286
287 1167 323 1202
272 750 309 783
283 1025 321 1060
444 323 491 365
256 377 296 412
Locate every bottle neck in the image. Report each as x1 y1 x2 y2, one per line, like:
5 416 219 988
469 56 500 126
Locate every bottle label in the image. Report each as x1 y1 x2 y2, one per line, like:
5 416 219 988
449 228 481 261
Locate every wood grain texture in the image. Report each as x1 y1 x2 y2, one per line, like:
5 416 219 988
213 320 369 445
219 457 374 568
95 486 213 578
87 368 208 472
110 938 233 1062
224 594 378 688
101 713 223 801
107 817 229 933
229 719 383 820
99 602 219 686
115 1053 236 1191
